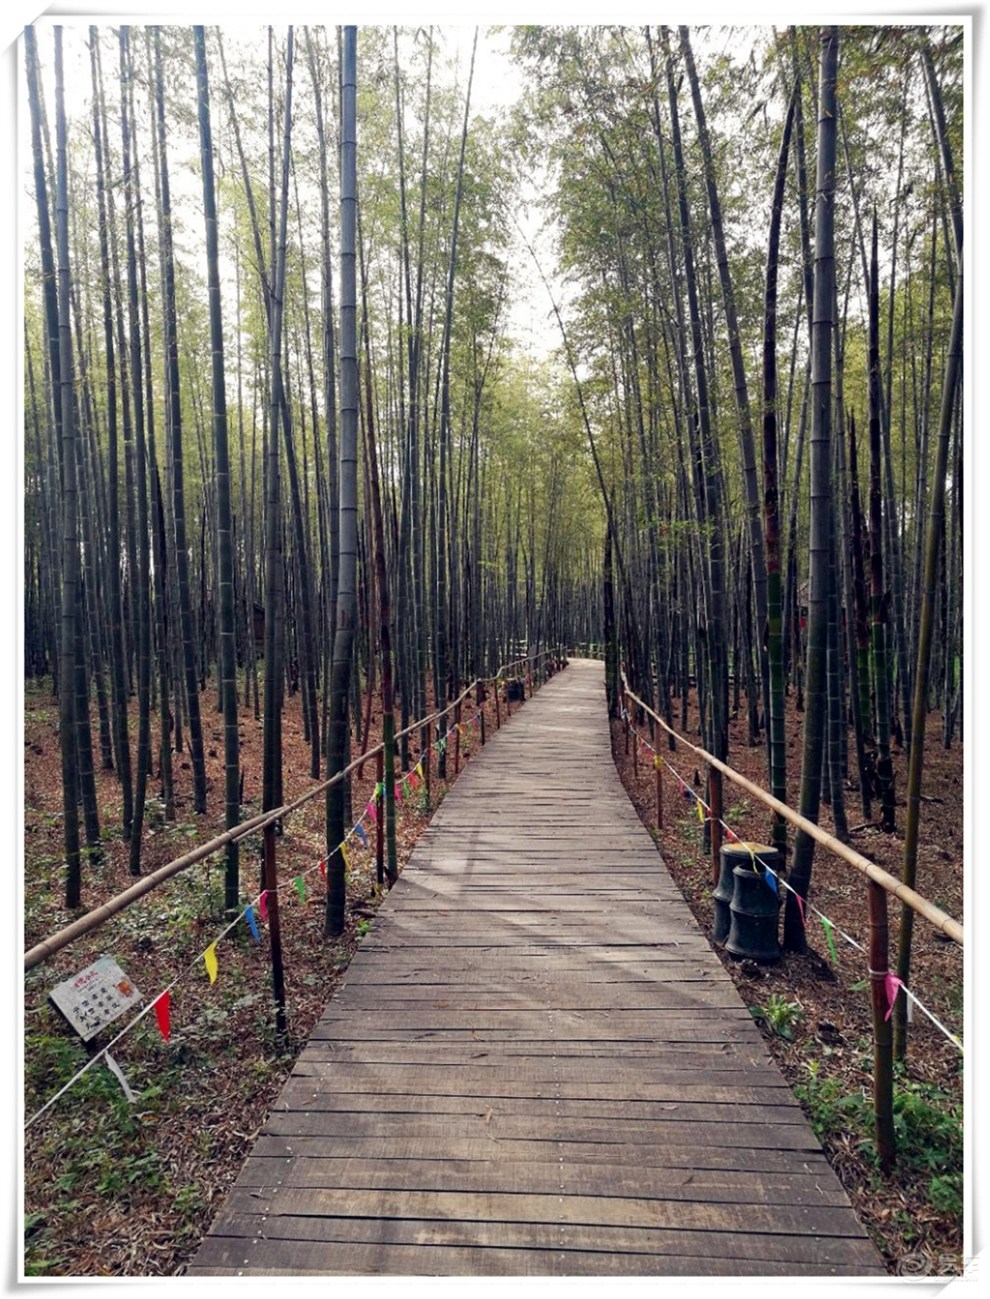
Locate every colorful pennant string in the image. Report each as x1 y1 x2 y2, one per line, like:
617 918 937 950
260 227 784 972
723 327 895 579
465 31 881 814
821 915 838 964
883 972 904 1022
154 991 171 1042
203 942 219 985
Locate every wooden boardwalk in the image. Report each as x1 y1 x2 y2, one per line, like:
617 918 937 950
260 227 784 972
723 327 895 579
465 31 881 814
189 659 884 1277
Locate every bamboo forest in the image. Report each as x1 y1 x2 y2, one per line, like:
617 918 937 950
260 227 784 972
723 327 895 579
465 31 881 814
21 22 968 1281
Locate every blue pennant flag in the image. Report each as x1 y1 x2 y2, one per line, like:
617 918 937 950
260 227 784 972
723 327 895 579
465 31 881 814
762 866 778 896
244 904 261 943
354 823 368 848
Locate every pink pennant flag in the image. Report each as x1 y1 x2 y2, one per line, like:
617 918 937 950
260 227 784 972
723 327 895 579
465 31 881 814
795 892 806 928
367 800 377 823
258 890 269 922
883 972 904 1022
154 991 171 1043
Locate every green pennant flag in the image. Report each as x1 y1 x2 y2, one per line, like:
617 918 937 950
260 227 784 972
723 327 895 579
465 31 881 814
821 914 837 964
293 875 306 903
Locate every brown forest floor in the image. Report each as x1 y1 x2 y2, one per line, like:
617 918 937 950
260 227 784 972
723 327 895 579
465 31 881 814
22 667 964 1278
22 672 514 1277
611 685 964 1277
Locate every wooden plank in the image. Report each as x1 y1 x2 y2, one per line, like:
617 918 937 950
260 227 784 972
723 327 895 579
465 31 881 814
199 1214 883 1268
212 1135 833 1175
231 1153 852 1206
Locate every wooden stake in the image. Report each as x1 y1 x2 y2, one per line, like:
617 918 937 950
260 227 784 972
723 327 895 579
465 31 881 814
710 765 723 886
262 821 286 1042
375 747 384 887
868 878 896 1172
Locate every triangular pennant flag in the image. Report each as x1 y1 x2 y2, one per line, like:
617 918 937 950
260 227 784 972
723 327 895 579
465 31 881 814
258 890 269 922
415 761 424 780
318 858 327 880
105 1051 137 1104
654 755 662 771
795 892 807 928
395 782 403 804
367 800 377 824
244 905 260 943
293 875 306 902
375 782 384 800
820 915 838 964
154 990 171 1042
203 942 219 984
408 771 420 790
762 865 778 895
354 823 368 848
696 798 705 824
341 843 351 873
883 972 904 1022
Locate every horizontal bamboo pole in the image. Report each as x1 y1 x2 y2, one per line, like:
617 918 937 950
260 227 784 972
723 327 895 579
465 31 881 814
25 649 558 973
621 672 963 947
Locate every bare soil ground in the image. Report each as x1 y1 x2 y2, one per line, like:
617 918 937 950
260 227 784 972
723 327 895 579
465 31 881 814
22 672 520 1277
611 687 964 1278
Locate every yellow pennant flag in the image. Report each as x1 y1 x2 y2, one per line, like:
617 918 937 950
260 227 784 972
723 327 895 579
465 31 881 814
696 798 705 824
654 754 662 772
203 942 219 985
415 760 424 780
340 843 351 873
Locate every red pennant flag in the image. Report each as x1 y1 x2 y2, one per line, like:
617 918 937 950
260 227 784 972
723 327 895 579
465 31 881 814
883 972 904 1022
258 890 269 922
154 991 170 1042
319 859 327 880
795 892 806 928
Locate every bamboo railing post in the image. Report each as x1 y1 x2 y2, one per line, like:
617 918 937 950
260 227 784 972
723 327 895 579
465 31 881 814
623 691 629 755
655 753 664 830
375 748 384 886
869 878 897 1172
632 714 639 777
494 680 501 729
710 765 723 885
262 821 286 1042
424 719 432 809
479 682 486 746
454 701 462 775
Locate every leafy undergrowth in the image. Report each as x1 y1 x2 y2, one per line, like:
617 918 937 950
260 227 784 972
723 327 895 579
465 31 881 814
22 673 526 1277
611 689 964 1277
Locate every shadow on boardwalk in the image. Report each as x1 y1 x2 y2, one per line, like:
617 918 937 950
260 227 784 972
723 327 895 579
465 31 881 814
188 659 884 1277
